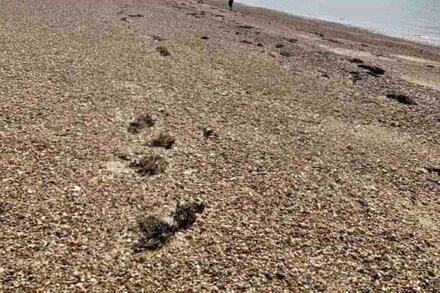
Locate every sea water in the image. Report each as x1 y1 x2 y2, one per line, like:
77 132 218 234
238 0 440 46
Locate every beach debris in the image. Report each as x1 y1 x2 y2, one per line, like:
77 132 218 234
386 93 417 105
71 185 82 195
128 114 156 134
148 133 176 149
257 43 264 47
128 14 144 18
241 40 253 44
426 64 435 68
129 156 167 176
134 202 205 252
275 43 284 48
275 267 287 280
203 127 215 138
156 46 171 57
120 17 131 23
358 64 385 76
201 36 209 40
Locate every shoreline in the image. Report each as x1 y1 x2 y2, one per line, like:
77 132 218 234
229 0 440 53
225 0 440 62
1 0 439 291
236 0 440 48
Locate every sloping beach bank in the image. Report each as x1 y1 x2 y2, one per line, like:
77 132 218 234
0 0 439 291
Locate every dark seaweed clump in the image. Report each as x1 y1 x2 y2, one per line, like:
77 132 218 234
134 202 205 252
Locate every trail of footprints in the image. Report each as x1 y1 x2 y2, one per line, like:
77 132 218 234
124 113 214 177
125 113 176 177
112 113 217 252
112 2 439 252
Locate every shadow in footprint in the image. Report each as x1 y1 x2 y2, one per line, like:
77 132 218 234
128 114 156 134
426 167 440 185
134 216 175 251
324 38 341 44
148 133 176 149
284 38 298 43
187 12 204 18
358 64 385 77
212 13 225 18
279 48 294 57
386 93 417 105
174 202 205 230
427 167 440 175
130 156 167 176
151 35 166 41
156 46 171 57
134 202 205 252
349 71 363 83
350 58 364 64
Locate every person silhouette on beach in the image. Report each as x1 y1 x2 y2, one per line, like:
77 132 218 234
198 0 233 11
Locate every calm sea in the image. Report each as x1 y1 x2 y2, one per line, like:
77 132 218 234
238 0 440 46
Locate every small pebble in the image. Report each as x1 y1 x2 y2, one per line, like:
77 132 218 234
276 268 286 280
203 127 214 138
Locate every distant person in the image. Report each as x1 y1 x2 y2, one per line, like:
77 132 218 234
229 0 234 11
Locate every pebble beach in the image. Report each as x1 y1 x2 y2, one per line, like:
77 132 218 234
1 0 439 291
